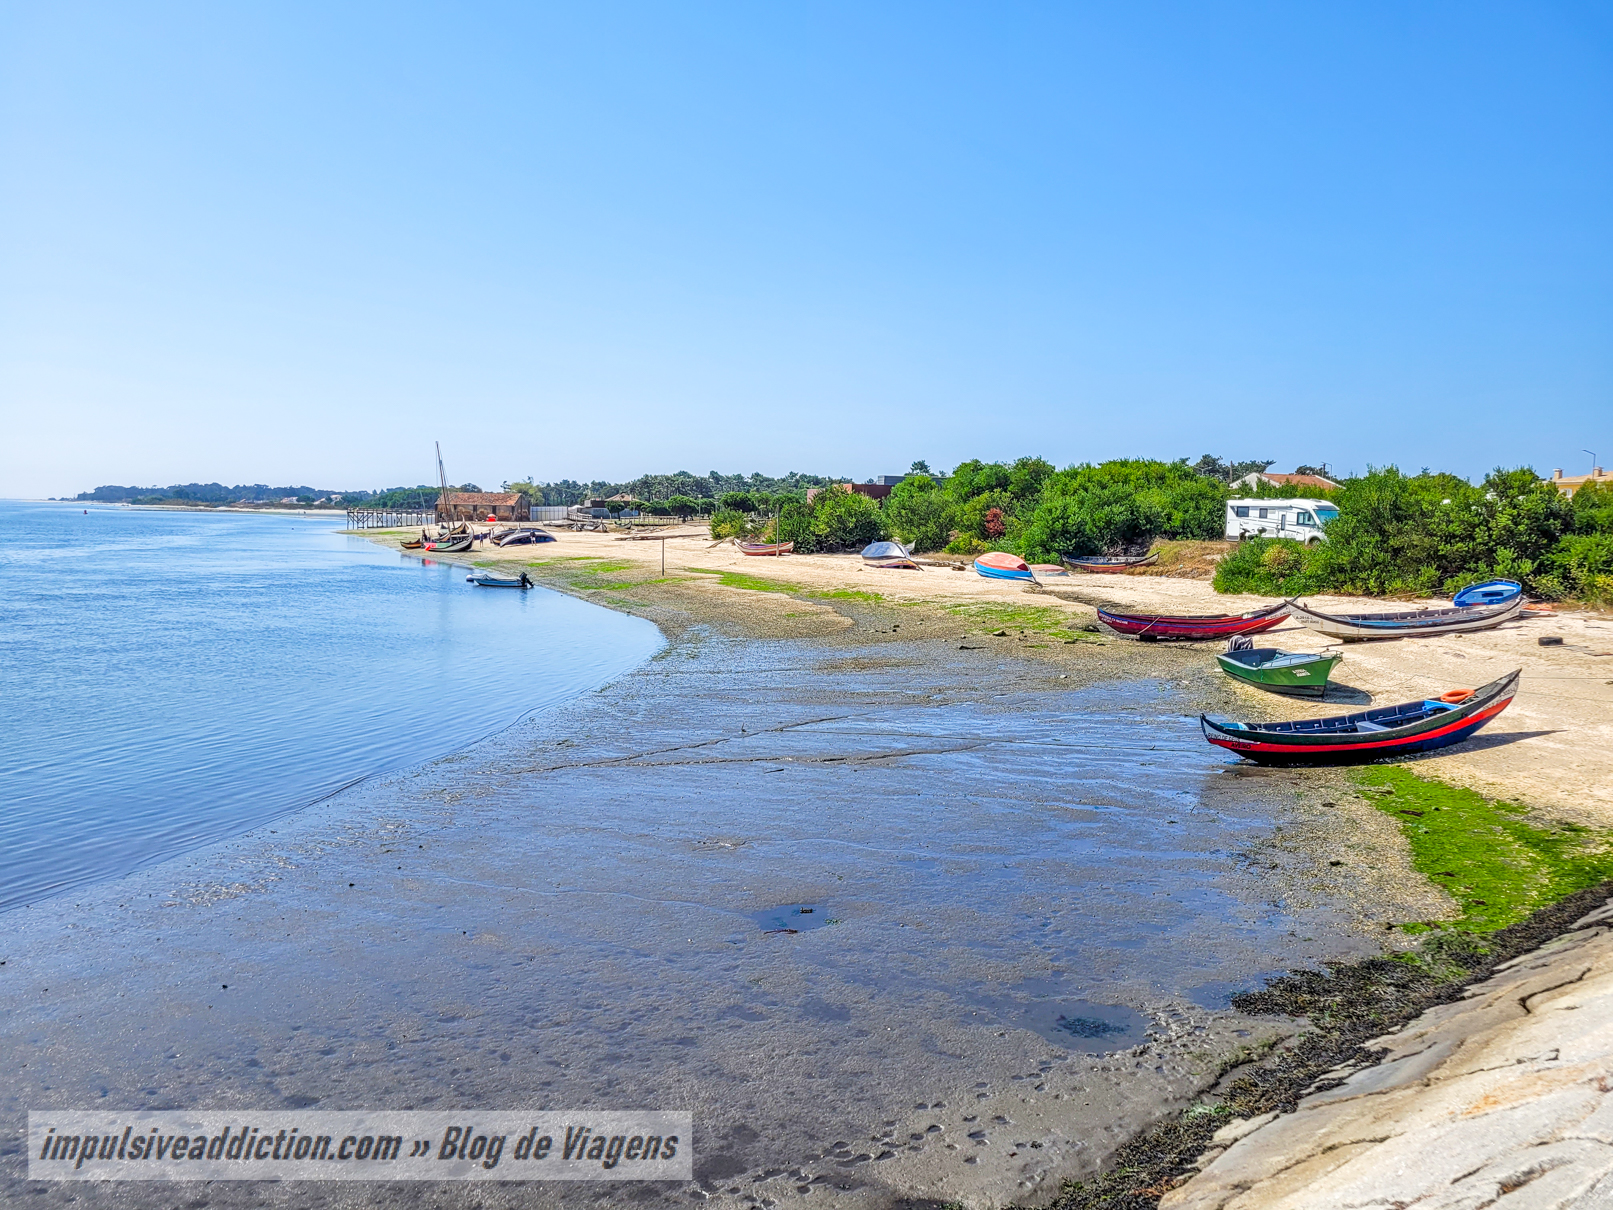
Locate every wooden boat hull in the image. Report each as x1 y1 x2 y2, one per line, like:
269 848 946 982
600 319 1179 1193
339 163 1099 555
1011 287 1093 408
738 542 793 556
973 553 1032 580
1216 648 1342 697
861 541 918 568
1063 552 1159 573
425 537 475 553
1287 597 1523 641
1201 670 1519 765
1098 601 1289 641
400 539 424 549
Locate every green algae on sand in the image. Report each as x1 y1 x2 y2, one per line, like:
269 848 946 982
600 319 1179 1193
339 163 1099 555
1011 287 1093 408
1360 766 1613 933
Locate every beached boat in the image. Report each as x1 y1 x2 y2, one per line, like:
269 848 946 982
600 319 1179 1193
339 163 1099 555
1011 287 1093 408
1063 552 1159 574
466 569 533 588
400 534 425 550
1286 596 1523 641
1452 579 1523 609
973 552 1033 581
425 536 475 553
1201 669 1519 765
737 541 794 556
1096 601 1289 641
861 540 919 569
1216 646 1342 697
495 528 554 547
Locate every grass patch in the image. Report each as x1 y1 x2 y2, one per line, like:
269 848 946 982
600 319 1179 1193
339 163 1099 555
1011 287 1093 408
574 581 638 592
811 588 882 602
686 568 802 594
1359 766 1613 933
941 602 1083 634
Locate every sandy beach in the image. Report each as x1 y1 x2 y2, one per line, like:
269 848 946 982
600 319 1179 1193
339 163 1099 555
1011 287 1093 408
6 525 1610 1209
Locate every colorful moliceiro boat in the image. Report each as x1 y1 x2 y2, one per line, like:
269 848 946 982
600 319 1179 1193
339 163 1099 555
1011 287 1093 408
1452 579 1523 608
861 540 918 569
1216 646 1342 697
1063 552 1159 573
1097 601 1289 641
973 552 1033 580
1201 669 1519 765
1286 596 1522 641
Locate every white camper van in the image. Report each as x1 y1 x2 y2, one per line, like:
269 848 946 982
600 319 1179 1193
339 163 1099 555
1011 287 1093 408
1225 497 1338 544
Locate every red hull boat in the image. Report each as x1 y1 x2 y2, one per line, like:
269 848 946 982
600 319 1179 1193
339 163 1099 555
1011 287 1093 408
1097 601 1289 641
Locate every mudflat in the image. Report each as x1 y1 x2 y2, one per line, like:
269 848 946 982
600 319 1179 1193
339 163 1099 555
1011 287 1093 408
4 527 1601 1208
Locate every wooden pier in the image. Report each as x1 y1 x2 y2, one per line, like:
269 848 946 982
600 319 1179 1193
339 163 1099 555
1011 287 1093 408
345 508 437 530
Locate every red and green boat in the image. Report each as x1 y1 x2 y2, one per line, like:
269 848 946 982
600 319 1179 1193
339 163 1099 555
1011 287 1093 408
1200 670 1519 765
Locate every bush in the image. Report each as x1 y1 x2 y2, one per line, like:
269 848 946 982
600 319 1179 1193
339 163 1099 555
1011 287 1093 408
1020 460 1225 562
1213 536 1321 596
884 475 955 553
809 487 889 551
709 509 749 540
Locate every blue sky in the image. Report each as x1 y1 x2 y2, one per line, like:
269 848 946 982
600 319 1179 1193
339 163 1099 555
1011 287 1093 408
3 2 1609 496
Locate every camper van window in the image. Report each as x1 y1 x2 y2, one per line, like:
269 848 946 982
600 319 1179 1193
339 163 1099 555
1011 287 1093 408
1234 506 1250 518
1258 508 1268 519
1317 507 1339 521
1296 511 1313 524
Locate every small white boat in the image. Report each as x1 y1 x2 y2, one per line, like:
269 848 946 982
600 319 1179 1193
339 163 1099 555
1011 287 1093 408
467 569 534 589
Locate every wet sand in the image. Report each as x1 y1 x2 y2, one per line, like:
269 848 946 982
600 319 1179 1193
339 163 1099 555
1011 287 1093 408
0 530 1532 1209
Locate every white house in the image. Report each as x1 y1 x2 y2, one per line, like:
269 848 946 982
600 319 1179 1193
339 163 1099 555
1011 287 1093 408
1225 498 1338 544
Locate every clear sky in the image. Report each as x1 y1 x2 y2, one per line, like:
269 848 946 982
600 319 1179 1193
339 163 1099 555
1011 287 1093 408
3 2 1609 497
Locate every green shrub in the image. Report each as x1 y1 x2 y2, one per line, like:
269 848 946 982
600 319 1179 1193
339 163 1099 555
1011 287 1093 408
884 475 956 553
808 487 889 551
709 509 749 540
1213 537 1321 596
1020 459 1225 562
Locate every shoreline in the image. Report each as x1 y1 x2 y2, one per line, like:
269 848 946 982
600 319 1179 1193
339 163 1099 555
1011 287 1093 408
3 525 1607 1208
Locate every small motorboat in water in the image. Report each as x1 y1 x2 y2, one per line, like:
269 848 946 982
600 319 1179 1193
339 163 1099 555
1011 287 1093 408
1201 670 1519 765
467 569 534 588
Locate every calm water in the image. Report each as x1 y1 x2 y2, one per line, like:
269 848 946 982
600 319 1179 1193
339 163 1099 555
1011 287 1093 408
0 501 663 911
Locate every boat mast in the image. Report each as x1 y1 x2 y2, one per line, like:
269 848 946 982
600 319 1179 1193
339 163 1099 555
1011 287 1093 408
435 442 450 527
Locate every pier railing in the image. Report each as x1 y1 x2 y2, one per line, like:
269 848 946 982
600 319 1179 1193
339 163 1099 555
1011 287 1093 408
346 509 437 530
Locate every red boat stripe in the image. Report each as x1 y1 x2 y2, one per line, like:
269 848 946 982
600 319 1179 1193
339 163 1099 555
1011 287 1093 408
1208 697 1513 754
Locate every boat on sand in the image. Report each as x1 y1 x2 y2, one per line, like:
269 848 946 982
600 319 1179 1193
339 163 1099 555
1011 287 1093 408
973 552 1033 581
737 541 793 556
1216 644 1342 697
1063 552 1159 573
861 541 919 569
1201 670 1519 765
1286 597 1523 641
1097 601 1289 641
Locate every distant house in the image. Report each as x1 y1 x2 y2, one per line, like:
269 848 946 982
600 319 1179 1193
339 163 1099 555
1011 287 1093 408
438 491 530 522
1548 468 1611 497
806 481 897 504
1230 470 1342 493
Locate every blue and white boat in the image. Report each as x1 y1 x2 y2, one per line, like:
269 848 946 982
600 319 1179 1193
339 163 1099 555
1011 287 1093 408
1452 579 1522 608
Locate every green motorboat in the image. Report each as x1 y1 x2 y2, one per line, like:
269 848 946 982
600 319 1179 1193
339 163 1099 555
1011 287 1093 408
1216 646 1342 697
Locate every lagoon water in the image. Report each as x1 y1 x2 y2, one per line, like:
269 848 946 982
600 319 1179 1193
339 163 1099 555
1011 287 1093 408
0 501 663 912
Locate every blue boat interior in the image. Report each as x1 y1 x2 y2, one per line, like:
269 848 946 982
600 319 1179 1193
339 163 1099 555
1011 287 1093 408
1221 699 1457 735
